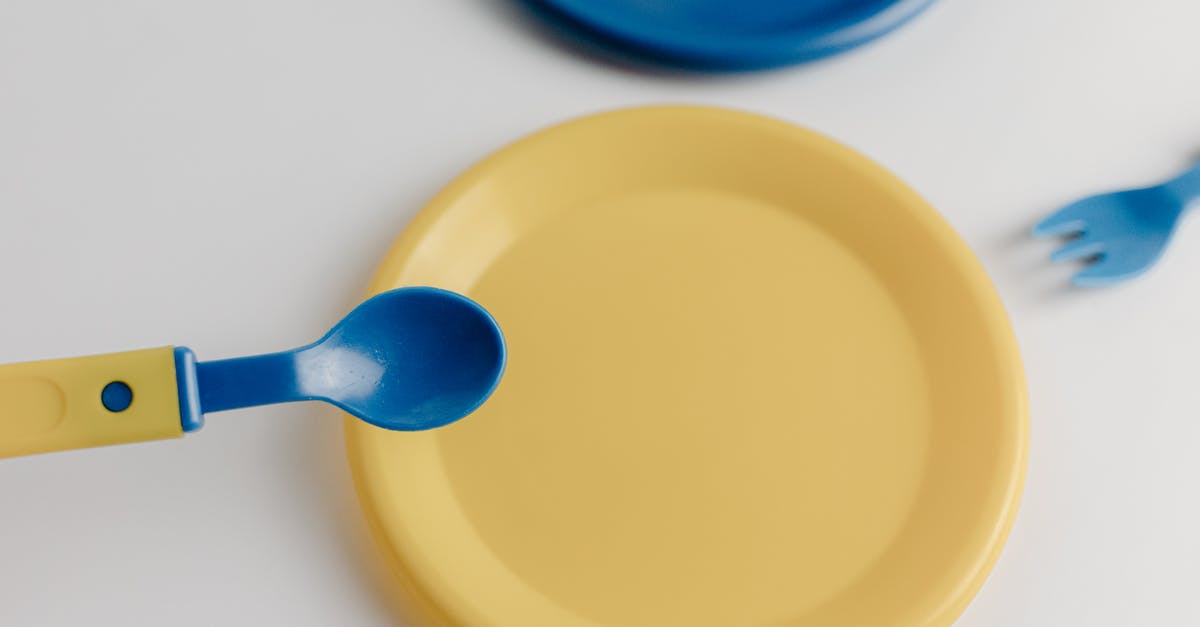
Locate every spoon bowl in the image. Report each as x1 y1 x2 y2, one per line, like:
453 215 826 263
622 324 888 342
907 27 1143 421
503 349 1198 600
303 288 507 430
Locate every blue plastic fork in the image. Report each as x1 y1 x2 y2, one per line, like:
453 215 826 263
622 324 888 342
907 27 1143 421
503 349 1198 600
1033 162 1200 286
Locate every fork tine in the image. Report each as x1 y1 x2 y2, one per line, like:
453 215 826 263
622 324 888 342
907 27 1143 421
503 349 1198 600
1050 237 1104 262
1072 256 1151 287
1033 197 1099 237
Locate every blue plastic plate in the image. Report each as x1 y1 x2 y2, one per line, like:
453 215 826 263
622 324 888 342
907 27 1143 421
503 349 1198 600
527 0 936 70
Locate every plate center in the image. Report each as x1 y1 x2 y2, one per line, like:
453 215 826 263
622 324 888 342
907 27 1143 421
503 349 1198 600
438 187 930 625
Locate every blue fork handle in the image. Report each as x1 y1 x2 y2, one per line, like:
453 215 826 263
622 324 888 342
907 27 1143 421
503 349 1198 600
1165 161 1200 202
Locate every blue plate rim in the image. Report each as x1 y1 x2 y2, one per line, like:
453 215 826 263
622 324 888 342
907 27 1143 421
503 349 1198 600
528 0 938 69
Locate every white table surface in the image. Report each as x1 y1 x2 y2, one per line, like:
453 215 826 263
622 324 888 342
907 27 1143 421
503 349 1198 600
3 1 1200 625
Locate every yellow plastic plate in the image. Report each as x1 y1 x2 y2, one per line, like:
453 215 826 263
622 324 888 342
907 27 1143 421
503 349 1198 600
346 106 1027 627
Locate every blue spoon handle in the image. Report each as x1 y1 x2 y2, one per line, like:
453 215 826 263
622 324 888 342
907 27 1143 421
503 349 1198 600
195 351 303 414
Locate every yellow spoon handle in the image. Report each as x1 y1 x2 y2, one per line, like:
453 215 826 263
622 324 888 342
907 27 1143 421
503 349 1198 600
0 346 184 459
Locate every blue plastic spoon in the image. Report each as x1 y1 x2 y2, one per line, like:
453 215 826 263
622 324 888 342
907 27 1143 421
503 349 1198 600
0 287 506 458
